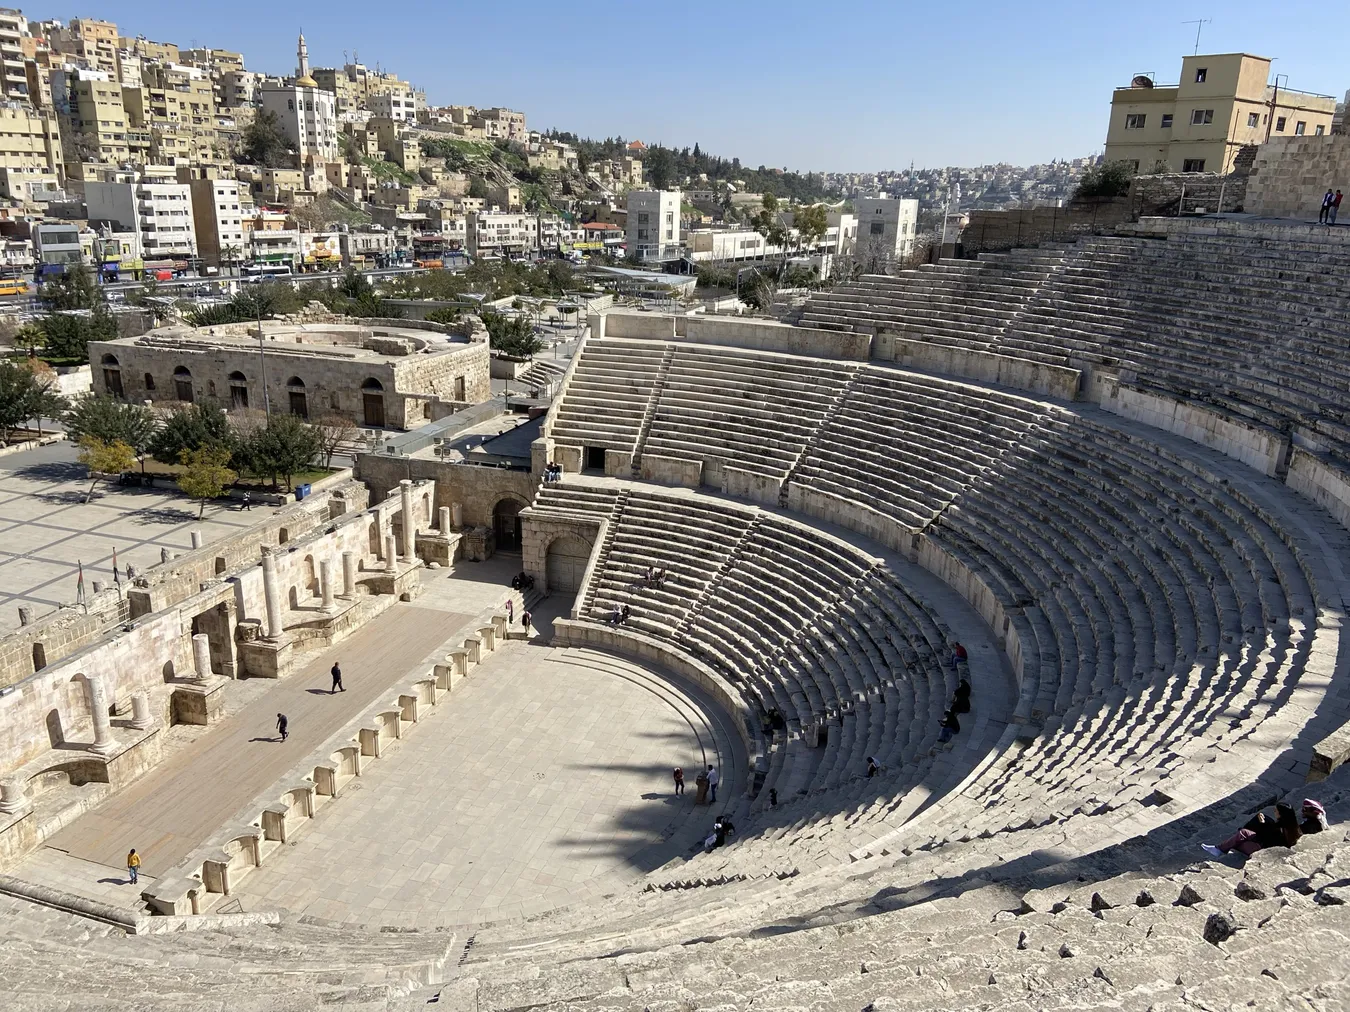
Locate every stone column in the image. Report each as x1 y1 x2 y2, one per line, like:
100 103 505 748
399 480 416 560
385 533 399 573
261 549 283 640
192 633 213 682
451 502 463 528
438 506 451 533
17 606 31 626
84 674 118 757
320 559 335 611
129 691 154 730
341 551 355 598
0 778 29 817
190 530 203 549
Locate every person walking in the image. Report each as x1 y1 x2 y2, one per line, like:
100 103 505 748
1320 188 1336 224
707 764 720 804
330 662 344 693
276 713 288 742
1331 190 1344 225
126 848 141 885
506 598 514 625
241 491 252 511
521 610 532 633
672 766 685 796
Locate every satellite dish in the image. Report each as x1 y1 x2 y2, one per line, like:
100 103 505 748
1131 75 1154 89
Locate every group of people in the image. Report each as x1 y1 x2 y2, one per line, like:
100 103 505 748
542 461 564 483
607 603 631 625
1320 189 1344 225
643 567 668 589
510 571 536 591
674 764 720 803
704 814 736 852
1203 798 1328 858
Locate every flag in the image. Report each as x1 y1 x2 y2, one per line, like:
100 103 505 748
76 560 86 611
112 547 121 587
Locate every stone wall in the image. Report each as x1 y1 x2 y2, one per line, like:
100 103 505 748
1245 135 1350 218
874 335 1082 401
596 310 873 361
355 454 534 530
392 341 491 425
0 591 128 691
960 199 1131 255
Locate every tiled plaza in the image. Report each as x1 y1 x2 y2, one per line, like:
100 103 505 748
0 441 269 636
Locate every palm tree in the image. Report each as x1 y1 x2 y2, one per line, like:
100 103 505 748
220 244 244 277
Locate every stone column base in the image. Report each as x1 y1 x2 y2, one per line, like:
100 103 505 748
171 678 228 726
237 636 295 680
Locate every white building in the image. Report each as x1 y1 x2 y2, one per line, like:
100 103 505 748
853 196 919 261
0 7 30 104
466 210 538 258
369 84 417 122
626 189 681 263
188 177 245 269
86 177 197 259
259 34 338 161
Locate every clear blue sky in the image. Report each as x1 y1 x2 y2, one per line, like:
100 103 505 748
24 0 1349 172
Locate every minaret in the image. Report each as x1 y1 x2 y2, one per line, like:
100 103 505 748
297 32 310 81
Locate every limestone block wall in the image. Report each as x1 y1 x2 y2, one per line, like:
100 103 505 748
960 199 1131 256
521 515 601 595
875 334 1082 401
393 340 492 419
1246 135 1350 218
0 591 128 691
1287 449 1350 532
596 310 872 361
355 455 533 530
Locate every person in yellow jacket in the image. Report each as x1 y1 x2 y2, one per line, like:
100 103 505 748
126 849 141 885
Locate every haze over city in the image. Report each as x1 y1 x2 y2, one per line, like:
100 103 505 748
20 0 1348 171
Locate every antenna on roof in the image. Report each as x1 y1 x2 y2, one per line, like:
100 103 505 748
1182 18 1211 56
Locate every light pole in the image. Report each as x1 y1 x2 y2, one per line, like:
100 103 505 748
256 301 271 418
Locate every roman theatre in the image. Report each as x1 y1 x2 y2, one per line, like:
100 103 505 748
2 216 1350 1010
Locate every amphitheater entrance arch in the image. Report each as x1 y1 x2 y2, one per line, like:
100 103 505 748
545 534 592 594
493 497 526 552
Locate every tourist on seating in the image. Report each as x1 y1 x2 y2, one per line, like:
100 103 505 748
620 604 631 624
1302 799 1329 835
1321 189 1336 224
608 605 622 625
1204 802 1303 858
866 756 880 778
713 815 735 849
644 566 655 587
707 764 720 803
951 642 968 668
952 678 972 714
768 788 778 809
672 766 685 796
126 848 141 885
937 709 960 744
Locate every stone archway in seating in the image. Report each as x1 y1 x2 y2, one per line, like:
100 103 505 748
545 533 593 594
493 496 528 552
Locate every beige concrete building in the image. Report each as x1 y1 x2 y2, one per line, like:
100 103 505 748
1104 53 1337 174
189 177 245 269
0 8 30 104
89 319 492 429
48 17 118 76
0 103 61 178
53 68 129 163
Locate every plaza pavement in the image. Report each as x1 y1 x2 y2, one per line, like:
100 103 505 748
0 441 276 637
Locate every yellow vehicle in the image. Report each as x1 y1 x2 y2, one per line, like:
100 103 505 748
0 279 28 296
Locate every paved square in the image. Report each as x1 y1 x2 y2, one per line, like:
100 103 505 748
0 441 274 637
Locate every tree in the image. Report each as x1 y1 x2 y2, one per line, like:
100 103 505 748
481 310 544 358
467 176 489 200
64 395 158 470
793 203 830 253
76 436 135 502
1074 160 1135 200
314 413 359 468
241 108 294 167
645 146 675 190
39 307 119 364
149 403 234 465
239 413 321 490
220 244 244 276
750 193 789 264
40 264 100 311
0 359 64 444
177 445 237 518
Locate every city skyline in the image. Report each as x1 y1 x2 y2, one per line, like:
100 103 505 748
19 0 1348 172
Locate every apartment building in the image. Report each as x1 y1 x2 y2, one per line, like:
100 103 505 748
48 17 118 76
473 107 526 141
0 103 61 177
369 83 417 122
217 69 260 108
0 166 58 203
259 35 338 161
312 67 360 115
86 176 197 258
625 189 682 262
52 68 129 163
1104 53 1337 174
0 8 30 103
189 176 245 268
118 35 178 64
33 220 83 273
854 196 919 260
466 210 538 257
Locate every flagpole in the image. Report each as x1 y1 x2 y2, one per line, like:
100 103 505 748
77 560 87 614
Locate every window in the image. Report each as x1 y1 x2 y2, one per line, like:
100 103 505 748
1161 112 1174 128
1125 113 1146 129
1316 125 1326 136
1276 116 1286 132
1247 112 1260 128
870 221 886 235
1191 109 1214 125
1182 158 1206 173
665 229 672 240
637 212 649 224
1295 121 1307 135
1194 67 1207 83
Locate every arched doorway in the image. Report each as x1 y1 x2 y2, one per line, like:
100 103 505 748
287 376 308 419
101 354 123 398
545 534 592 593
362 378 385 427
173 366 194 403
493 498 525 552
228 371 249 409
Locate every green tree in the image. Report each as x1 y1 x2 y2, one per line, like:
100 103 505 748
149 403 234 465
750 193 789 255
0 359 64 444
467 176 489 200
64 395 158 471
76 436 135 501
40 264 100 311
177 445 238 518
1074 160 1136 199
241 108 294 167
793 203 830 252
239 412 321 490
481 310 544 358
645 146 675 190
39 307 119 364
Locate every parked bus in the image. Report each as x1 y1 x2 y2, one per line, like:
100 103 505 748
0 279 28 296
